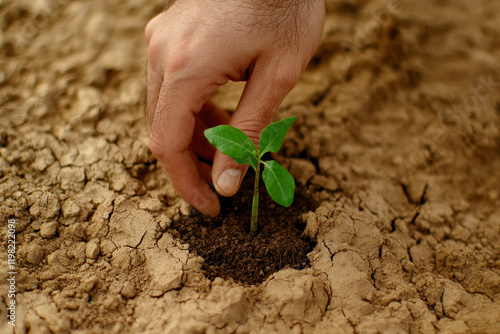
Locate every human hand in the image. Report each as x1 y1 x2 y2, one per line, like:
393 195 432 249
145 0 325 216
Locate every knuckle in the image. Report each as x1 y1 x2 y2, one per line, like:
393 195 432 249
163 47 190 74
237 118 270 145
146 38 162 68
147 41 190 75
148 134 168 158
145 14 162 45
274 65 301 91
147 122 169 157
144 22 154 44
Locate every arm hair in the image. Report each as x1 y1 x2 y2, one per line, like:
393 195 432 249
163 0 318 48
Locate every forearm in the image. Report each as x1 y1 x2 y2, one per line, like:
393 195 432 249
164 0 322 18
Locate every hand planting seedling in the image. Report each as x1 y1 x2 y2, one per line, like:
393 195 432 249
204 117 296 234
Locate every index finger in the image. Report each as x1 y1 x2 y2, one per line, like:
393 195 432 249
148 78 221 216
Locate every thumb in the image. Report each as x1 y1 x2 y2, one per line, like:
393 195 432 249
212 60 301 197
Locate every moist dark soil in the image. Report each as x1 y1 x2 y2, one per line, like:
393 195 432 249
171 170 317 285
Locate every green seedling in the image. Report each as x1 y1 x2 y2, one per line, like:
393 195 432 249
204 117 296 234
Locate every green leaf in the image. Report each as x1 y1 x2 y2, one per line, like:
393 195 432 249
262 160 295 207
259 116 296 156
204 125 257 169
234 154 257 170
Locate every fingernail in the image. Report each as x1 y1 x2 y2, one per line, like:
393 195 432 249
217 169 242 195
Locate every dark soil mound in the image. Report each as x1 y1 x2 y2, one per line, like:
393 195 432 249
171 170 317 285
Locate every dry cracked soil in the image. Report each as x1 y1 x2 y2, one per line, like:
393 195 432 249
1 0 500 333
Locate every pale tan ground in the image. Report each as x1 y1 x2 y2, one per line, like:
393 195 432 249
1 0 499 333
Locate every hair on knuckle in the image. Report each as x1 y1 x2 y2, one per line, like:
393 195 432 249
243 0 314 49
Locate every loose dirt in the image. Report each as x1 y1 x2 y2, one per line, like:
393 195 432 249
173 174 316 285
1 0 499 333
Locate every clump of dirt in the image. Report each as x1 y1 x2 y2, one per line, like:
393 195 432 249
172 171 316 285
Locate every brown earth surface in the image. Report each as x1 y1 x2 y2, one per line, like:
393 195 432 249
1 0 499 333
172 174 317 286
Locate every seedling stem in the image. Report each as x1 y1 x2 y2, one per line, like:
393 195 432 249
251 151 261 234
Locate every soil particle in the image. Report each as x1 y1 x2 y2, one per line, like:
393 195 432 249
144 248 183 297
109 197 158 248
86 240 101 259
68 241 87 263
39 221 58 238
111 247 133 270
61 199 81 220
32 148 56 172
121 281 137 299
58 166 86 191
83 276 100 293
404 175 428 204
288 158 317 185
409 243 435 271
26 243 45 265
261 269 329 327
28 191 60 219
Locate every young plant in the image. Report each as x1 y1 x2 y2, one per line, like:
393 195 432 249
204 117 296 234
